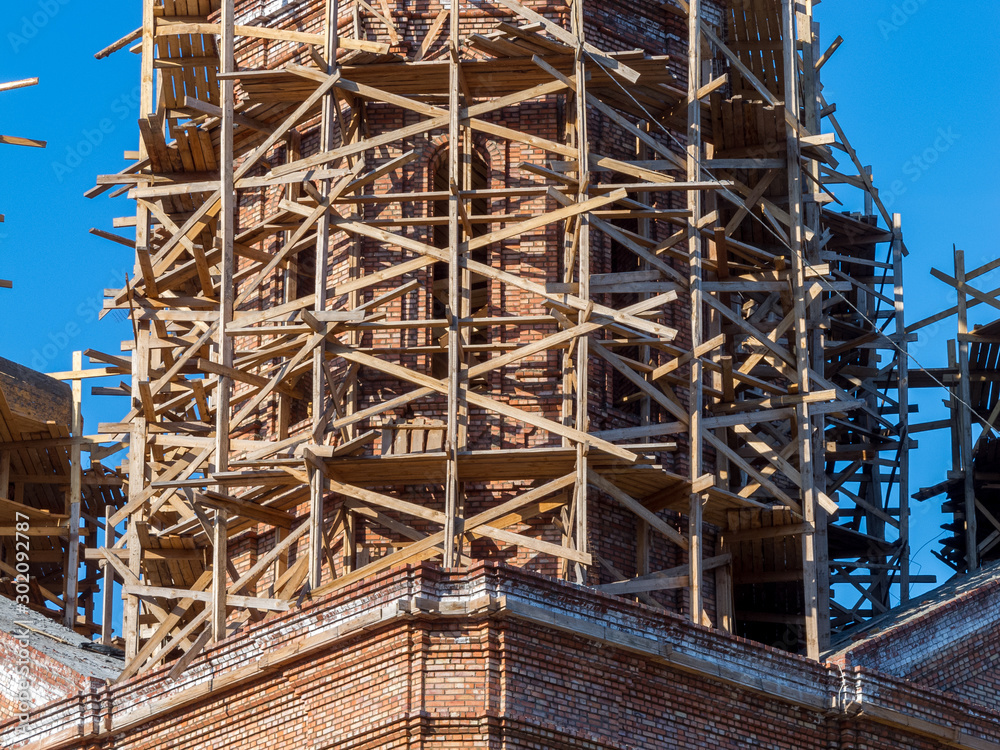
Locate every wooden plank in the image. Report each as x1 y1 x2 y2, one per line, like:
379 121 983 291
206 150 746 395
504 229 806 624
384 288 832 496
321 339 638 462
955 249 978 571
122 584 289 611
472 524 591 565
0 78 39 92
0 134 47 148
416 7 449 61
154 20 389 53
195 490 295 528
724 522 810 544
316 474 575 593
63 352 83 628
587 469 689 550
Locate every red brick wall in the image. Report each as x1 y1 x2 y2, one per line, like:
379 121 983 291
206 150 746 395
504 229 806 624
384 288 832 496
5 564 999 750
832 578 1000 715
0 631 95 725
898 619 1000 713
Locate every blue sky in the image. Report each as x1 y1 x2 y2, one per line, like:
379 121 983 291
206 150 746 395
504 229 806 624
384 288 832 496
817 1 1000 596
1 1 138 394
1 1 998 616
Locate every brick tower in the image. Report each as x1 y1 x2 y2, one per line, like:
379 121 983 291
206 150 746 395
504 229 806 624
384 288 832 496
69 0 911 689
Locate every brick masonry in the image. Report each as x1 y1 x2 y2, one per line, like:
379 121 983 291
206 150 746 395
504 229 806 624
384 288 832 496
830 561 1000 716
0 634 94 725
3 563 999 749
0 595 121 726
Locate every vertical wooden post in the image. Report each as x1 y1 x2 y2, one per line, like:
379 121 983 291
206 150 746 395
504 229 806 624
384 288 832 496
864 167 874 216
84 517 96 625
443 0 463 568
309 0 339 591
801 0 823 278
638 125 652 438
346 98 363 437
212 0 236 642
892 215 910 600
715 563 734 634
800 1 830 643
125 331 149 661
948 339 960 476
458 83 473 564
782 0 822 659
572 0 590 585
955 248 978 572
278 131 302 441
686 0 704 624
211 508 228 640
101 502 115 644
124 0 157 663
0 451 9 498
63 351 83 629
343 509 357 573
308 467 325 588
560 93 576 457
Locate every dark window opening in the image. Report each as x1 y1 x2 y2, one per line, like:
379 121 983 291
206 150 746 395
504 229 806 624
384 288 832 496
609 217 643 417
431 147 491 380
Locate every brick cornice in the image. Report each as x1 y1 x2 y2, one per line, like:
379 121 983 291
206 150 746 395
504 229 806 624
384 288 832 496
4 564 1000 750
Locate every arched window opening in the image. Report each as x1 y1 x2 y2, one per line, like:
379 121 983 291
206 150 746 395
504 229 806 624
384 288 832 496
430 146 491 380
609 216 643 417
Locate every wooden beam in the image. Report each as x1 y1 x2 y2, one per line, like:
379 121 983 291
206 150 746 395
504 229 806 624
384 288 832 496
955 248 978 572
63 352 83 629
587 469 689 550
122 584 288 611
781 0 822 660
594 554 731 595
687 0 705 628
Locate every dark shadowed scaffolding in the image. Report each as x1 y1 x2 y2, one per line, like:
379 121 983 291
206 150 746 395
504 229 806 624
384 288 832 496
911 250 1000 576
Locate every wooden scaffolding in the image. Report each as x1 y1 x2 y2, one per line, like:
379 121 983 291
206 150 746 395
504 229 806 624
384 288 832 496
911 249 1000 575
76 0 914 677
0 356 126 635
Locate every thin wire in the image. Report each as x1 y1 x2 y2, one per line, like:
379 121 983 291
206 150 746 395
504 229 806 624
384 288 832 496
910 531 947 572
583 49 1000 440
